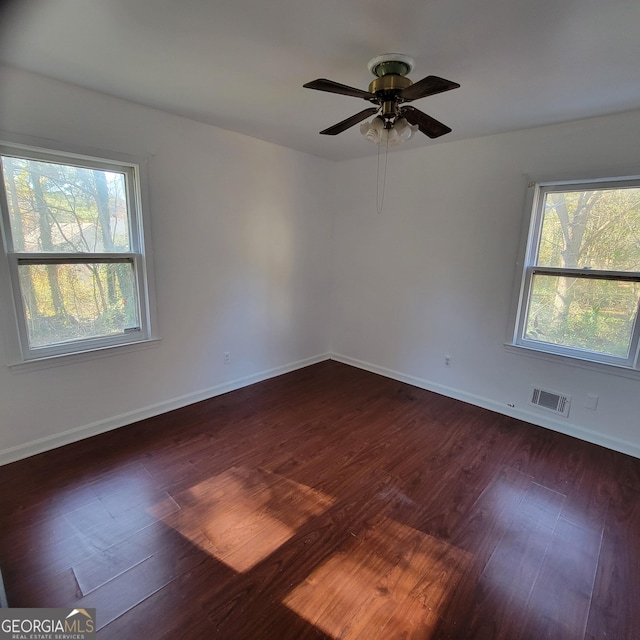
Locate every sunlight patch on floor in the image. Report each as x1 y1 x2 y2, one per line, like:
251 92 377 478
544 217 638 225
283 517 471 639
149 466 335 572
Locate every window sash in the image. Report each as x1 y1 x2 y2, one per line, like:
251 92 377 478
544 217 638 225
0 151 141 255
517 267 640 366
6 254 149 359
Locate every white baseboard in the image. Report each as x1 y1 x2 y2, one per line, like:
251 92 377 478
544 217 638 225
331 353 640 460
0 353 331 466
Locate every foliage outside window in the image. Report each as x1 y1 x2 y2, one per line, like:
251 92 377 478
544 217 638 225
514 178 640 368
0 144 153 361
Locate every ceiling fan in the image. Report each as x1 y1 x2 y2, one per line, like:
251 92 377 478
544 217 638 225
304 54 459 142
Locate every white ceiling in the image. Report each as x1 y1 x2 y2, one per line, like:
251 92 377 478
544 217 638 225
1 0 640 161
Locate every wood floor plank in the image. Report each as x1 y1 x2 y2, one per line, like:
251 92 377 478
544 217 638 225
6 567 82 609
73 535 216 630
95 557 237 639
0 515 95 590
0 361 638 640
523 516 602 640
71 520 210 596
163 466 335 573
442 482 565 639
585 484 640 639
282 517 469 639
432 465 533 637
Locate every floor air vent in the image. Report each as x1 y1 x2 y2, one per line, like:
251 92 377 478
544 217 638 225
530 386 571 417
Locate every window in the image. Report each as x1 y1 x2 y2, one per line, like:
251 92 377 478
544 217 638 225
513 177 640 368
0 143 154 361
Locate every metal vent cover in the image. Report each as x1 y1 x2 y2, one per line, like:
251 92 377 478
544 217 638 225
530 386 571 417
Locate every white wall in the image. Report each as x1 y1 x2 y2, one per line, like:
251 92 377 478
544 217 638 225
0 66 333 463
331 110 640 457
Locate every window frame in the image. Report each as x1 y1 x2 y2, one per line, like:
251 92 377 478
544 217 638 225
512 176 640 370
0 139 156 363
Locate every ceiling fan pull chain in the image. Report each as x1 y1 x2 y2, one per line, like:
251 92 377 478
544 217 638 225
376 135 389 214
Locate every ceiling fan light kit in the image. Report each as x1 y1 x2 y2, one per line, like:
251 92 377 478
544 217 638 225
360 116 419 146
304 53 460 146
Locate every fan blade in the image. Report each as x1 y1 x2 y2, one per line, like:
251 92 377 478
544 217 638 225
319 107 379 135
304 79 375 100
398 75 460 102
402 106 452 138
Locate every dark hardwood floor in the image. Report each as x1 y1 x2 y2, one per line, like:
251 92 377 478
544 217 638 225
0 360 638 639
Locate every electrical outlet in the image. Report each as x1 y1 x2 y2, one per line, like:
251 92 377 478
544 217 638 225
444 355 452 367
224 351 231 364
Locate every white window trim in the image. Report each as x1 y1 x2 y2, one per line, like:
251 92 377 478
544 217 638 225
0 133 158 366
509 173 640 372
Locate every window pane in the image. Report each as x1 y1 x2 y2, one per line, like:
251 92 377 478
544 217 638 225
18 262 140 348
524 273 639 357
537 187 640 271
1 155 131 253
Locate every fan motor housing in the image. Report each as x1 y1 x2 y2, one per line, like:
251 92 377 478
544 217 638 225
368 74 412 96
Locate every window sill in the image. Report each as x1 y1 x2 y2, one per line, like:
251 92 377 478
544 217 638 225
8 337 161 373
504 343 640 380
